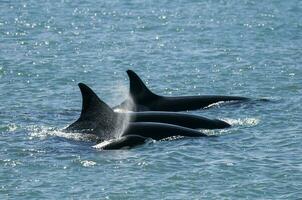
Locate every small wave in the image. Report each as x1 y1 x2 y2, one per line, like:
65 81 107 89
161 136 185 141
203 129 230 136
223 118 260 127
8 123 18 132
93 137 155 150
205 98 271 109
93 140 114 149
0 123 19 132
27 125 98 142
201 117 260 136
0 159 22 167
80 160 97 167
204 101 226 109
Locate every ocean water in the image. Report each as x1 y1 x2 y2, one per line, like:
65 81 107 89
1 0 302 199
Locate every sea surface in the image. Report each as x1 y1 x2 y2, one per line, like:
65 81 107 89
1 0 302 199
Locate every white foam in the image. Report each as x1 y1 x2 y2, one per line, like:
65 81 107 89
161 135 184 141
223 117 260 126
92 139 114 149
80 160 96 167
8 123 18 132
203 129 230 136
205 100 245 109
201 118 260 136
204 101 226 109
2 159 22 167
27 125 98 142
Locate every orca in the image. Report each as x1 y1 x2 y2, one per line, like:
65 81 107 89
65 83 212 149
98 135 148 150
128 111 230 129
66 83 231 130
114 70 249 112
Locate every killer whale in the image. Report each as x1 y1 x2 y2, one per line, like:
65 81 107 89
66 82 231 130
114 70 249 112
128 111 230 129
97 135 148 150
65 83 211 149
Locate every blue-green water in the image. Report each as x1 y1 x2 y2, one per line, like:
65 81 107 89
1 0 302 199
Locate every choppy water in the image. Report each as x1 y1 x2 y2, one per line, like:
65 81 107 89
1 0 302 199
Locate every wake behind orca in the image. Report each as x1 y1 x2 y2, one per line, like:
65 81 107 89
65 83 213 149
114 70 249 112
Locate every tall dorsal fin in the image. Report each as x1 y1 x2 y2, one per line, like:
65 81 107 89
78 83 115 120
65 83 116 134
126 70 159 102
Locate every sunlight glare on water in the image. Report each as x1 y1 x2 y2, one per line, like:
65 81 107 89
0 0 302 199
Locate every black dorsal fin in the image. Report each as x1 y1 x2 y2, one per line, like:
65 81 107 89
65 83 116 134
78 83 115 120
126 70 159 102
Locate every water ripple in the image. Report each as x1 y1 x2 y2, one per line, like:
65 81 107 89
1 0 302 199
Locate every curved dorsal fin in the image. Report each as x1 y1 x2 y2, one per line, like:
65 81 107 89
78 83 114 120
126 70 159 102
65 83 117 134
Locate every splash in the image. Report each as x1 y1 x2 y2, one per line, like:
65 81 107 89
204 100 252 109
27 125 98 142
93 140 113 149
1 159 22 167
203 128 230 136
201 117 260 136
92 138 131 150
80 160 96 167
93 136 155 150
161 136 185 141
0 123 19 133
8 124 18 132
223 117 260 127
204 101 226 109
